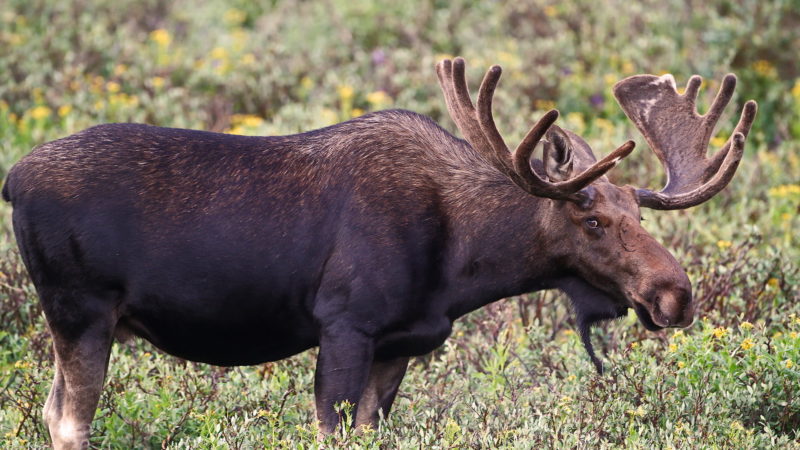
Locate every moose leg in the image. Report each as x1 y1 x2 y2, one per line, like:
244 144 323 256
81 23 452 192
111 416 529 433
41 293 115 450
354 356 409 429
314 331 374 434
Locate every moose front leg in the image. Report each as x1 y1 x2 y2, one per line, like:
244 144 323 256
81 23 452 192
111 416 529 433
314 331 374 434
355 356 409 429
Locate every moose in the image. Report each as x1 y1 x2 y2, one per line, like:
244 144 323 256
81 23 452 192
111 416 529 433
3 57 755 448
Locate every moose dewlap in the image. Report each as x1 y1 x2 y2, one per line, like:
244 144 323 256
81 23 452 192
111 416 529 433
3 57 755 448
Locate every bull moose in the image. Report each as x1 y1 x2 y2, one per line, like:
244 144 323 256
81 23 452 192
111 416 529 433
3 57 756 448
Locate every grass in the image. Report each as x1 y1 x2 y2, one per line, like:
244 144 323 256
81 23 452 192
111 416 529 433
1 0 799 447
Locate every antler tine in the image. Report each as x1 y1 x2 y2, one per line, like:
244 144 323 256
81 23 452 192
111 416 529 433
437 58 506 173
614 72 758 210
512 109 560 178
474 64 515 173
435 60 465 135
704 74 737 126
683 75 702 103
436 57 635 200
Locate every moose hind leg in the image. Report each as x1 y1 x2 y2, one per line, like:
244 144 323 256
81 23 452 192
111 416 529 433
355 356 409 429
41 291 116 450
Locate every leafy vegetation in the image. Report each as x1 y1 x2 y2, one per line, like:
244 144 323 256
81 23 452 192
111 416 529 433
1 0 799 447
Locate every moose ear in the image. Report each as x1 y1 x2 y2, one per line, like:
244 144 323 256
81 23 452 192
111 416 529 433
542 125 574 182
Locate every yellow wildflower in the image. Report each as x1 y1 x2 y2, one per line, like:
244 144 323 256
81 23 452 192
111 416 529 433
223 8 246 26
150 76 165 89
565 112 585 132
712 327 728 339
351 108 364 117
497 51 519 67
14 360 32 369
544 5 557 17
672 330 684 339
210 47 228 60
113 64 127 76
231 114 263 128
772 331 783 339
566 374 576 382
242 116 263 127
57 105 72 117
106 81 120 93
621 61 635 75
792 79 800 99
716 240 732 250
337 85 354 101
594 118 614 134
766 278 779 288
740 338 754 350
534 99 556 110
30 105 52 120
790 331 798 339
149 28 171 47
630 342 639 349
677 361 685 369
768 184 800 197
752 59 776 77
668 343 678 352
240 53 256 66
300 76 313 90
366 90 392 107
785 359 794 369
710 136 727 148
321 108 338 125
626 406 645 417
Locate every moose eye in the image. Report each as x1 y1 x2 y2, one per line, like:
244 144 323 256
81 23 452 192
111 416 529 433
585 217 600 228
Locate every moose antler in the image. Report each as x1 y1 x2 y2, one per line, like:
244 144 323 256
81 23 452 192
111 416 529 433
613 73 758 210
436 58 635 200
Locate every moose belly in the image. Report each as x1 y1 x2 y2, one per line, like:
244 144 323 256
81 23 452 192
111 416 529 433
119 290 319 366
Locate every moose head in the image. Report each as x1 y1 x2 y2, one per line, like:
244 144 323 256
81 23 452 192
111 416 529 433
436 58 757 370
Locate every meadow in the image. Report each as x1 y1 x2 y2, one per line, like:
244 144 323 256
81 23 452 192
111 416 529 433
1 0 799 448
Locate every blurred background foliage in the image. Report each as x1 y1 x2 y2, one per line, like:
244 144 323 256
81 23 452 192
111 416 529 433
0 0 799 448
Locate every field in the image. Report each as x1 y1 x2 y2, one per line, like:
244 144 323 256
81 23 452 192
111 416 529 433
1 0 799 448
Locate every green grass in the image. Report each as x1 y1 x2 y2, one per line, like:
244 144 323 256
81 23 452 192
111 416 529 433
1 0 799 447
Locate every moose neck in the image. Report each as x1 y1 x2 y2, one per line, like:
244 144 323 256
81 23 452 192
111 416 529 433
438 171 569 320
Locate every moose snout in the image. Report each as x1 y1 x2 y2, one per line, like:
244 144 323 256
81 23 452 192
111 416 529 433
649 286 694 328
